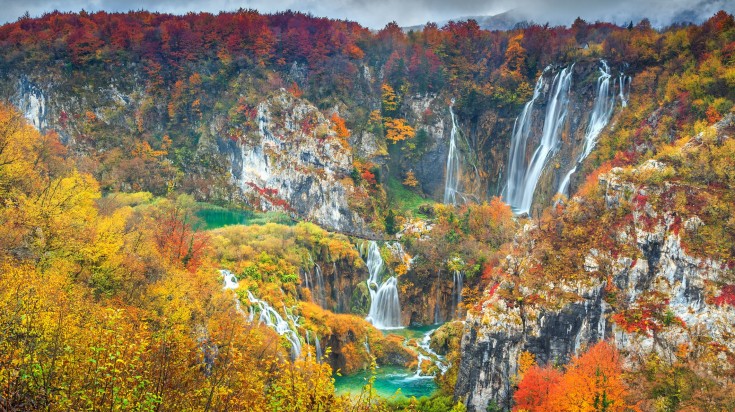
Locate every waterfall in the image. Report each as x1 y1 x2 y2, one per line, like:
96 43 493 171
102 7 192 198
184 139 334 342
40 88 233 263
557 60 616 197
315 335 323 362
221 269 239 290
618 73 631 108
504 71 546 206
415 328 448 377
443 102 462 205
314 263 326 307
453 271 464 318
364 241 402 329
246 290 302 360
510 65 573 214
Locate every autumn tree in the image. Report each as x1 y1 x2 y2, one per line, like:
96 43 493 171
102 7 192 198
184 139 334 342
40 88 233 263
513 341 631 412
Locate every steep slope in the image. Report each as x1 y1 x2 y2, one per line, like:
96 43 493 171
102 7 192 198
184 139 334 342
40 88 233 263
455 115 735 411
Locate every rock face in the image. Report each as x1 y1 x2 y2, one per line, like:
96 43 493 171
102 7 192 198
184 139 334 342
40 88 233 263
455 158 735 411
222 90 370 235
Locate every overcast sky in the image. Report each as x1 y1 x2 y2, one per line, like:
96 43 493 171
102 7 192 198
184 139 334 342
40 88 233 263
0 0 731 29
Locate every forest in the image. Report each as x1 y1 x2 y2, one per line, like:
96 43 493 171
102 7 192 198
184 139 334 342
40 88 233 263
0 6 734 412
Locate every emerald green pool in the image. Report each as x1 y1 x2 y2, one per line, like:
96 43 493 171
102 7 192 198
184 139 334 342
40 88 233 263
333 325 442 400
195 208 251 230
195 205 294 231
334 365 437 399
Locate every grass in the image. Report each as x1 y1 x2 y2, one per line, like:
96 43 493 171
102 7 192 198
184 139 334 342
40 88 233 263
385 176 434 217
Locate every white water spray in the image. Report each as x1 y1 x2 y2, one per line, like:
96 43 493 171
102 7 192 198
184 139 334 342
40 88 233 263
558 60 616 196
246 290 302 360
505 65 573 214
364 241 402 329
444 102 462 205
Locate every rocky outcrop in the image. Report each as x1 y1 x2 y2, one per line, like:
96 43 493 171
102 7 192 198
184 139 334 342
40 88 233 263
220 90 372 235
455 157 735 411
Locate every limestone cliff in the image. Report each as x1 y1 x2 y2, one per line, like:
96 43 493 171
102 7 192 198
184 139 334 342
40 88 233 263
455 116 735 411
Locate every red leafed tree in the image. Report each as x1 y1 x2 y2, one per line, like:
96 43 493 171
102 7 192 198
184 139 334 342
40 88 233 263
152 200 209 272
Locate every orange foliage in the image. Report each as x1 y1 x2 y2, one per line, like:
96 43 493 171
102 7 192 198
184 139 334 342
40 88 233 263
514 365 563 412
330 113 351 143
514 341 632 412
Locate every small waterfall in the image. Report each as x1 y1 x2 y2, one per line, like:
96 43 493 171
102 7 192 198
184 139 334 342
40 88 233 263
315 335 323 362
558 60 616 196
246 290 302 360
453 271 464 318
618 73 631 108
314 263 326 307
364 241 402 329
443 101 462 205
301 268 311 292
221 269 240 290
415 328 448 377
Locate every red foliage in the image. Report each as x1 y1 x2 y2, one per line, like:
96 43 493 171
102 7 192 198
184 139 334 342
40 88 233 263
610 291 681 336
361 170 377 186
713 285 735 306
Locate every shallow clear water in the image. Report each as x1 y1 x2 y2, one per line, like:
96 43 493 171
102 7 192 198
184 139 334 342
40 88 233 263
195 208 251 230
334 366 437 399
334 325 442 399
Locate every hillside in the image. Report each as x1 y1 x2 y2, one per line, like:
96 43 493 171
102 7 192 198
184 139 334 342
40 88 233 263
0 8 734 412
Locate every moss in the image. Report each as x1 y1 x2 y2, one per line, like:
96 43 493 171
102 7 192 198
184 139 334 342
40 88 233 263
350 282 370 315
385 176 434 216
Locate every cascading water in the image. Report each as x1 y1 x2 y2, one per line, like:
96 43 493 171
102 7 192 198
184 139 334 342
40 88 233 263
443 102 462 205
314 263 326 307
246 290 302 360
315 335 323 362
618 73 631 108
415 329 448 376
558 60 616 196
221 269 240 290
504 70 547 205
364 241 402 329
505 65 574 214
453 271 464 318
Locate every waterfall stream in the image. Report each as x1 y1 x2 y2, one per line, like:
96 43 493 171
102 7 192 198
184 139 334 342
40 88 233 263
504 70 547 205
453 271 464 318
618 73 631 107
220 269 302 360
443 102 462 205
247 291 303 360
364 241 402 329
557 60 616 196
505 65 573 214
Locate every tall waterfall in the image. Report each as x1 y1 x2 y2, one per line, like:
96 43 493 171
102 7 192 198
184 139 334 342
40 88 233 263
558 61 616 196
505 71 546 206
505 65 573 214
364 241 402 329
443 102 462 205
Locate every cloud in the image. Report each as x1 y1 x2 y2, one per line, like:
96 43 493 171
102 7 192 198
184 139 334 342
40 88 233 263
0 0 731 28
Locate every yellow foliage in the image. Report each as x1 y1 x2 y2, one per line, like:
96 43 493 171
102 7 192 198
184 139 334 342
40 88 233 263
384 118 415 142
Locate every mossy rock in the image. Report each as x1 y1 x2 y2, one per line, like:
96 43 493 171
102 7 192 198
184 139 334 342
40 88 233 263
350 282 370 315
